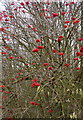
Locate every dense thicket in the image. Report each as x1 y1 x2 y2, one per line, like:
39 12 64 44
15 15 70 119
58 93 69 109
0 1 83 118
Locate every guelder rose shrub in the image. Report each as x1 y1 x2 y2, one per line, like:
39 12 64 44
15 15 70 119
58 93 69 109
0 1 83 119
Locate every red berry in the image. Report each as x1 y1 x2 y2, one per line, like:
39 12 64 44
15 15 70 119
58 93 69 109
64 21 70 24
58 52 64 55
20 2 24 6
32 48 39 52
0 28 4 31
48 109 52 112
48 67 53 70
25 1 29 5
37 46 44 49
11 2 14 5
28 24 31 28
5 19 9 21
65 3 70 6
58 36 63 38
78 38 83 41
0 85 5 88
3 91 8 94
73 20 80 24
30 101 35 105
58 38 61 42
4 15 8 17
80 47 83 52
76 67 80 70
9 15 13 18
26 63 29 66
52 13 58 17
64 64 69 67
72 17 76 20
60 12 66 15
74 58 79 60
11 78 14 80
9 56 14 59
15 76 19 78
22 10 25 13
70 2 74 4
36 39 41 43
52 49 58 53
76 52 81 56
32 78 37 82
64 25 68 28
43 63 48 66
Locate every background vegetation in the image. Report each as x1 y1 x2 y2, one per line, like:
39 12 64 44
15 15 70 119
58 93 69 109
0 1 83 119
